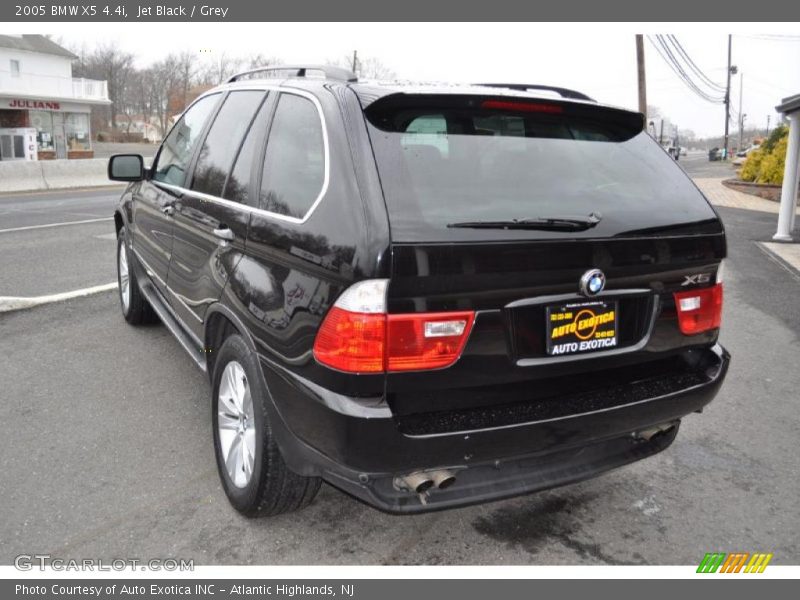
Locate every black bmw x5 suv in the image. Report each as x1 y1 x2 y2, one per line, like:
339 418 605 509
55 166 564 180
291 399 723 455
109 65 730 515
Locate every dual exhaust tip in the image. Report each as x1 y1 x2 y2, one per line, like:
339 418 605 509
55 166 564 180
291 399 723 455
634 420 679 442
394 469 457 494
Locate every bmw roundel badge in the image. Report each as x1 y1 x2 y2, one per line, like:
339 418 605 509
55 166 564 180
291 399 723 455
579 269 606 296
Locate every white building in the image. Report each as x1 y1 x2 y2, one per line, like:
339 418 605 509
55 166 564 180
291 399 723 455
0 34 110 160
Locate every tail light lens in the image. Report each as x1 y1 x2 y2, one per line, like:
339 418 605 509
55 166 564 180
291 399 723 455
673 283 723 335
313 280 475 373
386 312 475 372
312 307 386 373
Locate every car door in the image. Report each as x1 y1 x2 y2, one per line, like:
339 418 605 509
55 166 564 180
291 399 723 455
131 93 220 296
166 90 270 340
235 91 349 363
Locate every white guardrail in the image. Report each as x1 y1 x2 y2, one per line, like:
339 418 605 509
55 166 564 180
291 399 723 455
0 158 116 193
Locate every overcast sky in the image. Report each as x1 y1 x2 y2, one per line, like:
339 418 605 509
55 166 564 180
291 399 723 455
14 22 800 138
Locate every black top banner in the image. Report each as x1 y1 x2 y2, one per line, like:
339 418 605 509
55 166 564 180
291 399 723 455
2 0 799 21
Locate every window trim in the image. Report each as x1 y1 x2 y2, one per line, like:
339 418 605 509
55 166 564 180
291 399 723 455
151 92 223 188
187 90 268 201
152 86 330 226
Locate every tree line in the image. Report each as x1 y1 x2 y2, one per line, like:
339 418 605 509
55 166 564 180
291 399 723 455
66 41 395 141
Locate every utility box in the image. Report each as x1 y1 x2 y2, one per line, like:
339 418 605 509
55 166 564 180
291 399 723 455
0 127 38 161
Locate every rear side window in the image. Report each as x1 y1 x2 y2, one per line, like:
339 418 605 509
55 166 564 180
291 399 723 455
191 91 266 198
259 94 325 219
223 100 270 206
365 94 718 241
153 94 219 186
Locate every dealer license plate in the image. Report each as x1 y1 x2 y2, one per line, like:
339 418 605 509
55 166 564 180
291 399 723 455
546 300 618 356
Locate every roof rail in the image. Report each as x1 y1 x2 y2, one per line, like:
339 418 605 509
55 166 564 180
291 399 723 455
227 64 358 84
475 83 595 102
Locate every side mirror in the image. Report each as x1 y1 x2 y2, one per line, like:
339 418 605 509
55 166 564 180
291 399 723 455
108 154 145 182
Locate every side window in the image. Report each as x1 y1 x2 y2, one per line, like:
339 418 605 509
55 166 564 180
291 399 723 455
223 100 270 206
152 94 219 186
259 94 325 219
191 91 266 198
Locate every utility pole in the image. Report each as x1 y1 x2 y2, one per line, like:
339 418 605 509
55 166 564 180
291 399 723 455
767 114 771 136
351 50 358 74
659 120 664 145
724 34 733 160
738 72 744 150
636 34 647 115
740 114 747 148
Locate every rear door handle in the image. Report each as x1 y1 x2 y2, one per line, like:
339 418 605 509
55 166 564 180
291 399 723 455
161 205 174 216
213 227 234 242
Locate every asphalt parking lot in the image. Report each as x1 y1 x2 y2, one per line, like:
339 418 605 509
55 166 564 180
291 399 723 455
1 167 799 565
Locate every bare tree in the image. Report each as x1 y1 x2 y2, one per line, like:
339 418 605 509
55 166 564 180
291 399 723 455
194 53 281 86
174 51 197 109
63 39 283 141
116 69 141 135
330 53 396 80
150 56 182 138
73 42 135 128
355 56 396 79
244 53 280 70
196 52 240 86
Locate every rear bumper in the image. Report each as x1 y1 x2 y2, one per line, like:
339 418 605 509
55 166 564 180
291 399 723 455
262 344 730 513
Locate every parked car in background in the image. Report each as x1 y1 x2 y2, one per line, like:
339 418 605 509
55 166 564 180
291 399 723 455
667 145 680 160
108 65 730 516
708 147 722 161
736 143 761 158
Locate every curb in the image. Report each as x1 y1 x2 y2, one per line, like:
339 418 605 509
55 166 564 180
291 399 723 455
0 282 118 313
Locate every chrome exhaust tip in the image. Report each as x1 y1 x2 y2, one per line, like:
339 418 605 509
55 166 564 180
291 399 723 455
394 472 435 494
431 469 457 490
394 469 458 494
634 421 679 442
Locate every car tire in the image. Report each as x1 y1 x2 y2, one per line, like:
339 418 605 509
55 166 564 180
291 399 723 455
116 228 158 325
212 333 321 517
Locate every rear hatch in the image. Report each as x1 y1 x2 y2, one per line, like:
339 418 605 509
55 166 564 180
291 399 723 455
363 92 725 431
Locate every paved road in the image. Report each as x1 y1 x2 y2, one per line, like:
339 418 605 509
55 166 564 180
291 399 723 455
1 188 798 565
0 187 122 230
679 152 738 179
0 188 121 297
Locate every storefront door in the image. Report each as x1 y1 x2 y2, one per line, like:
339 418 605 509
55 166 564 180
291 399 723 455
52 113 67 159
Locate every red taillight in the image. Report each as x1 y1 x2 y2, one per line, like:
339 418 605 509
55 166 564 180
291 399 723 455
312 307 386 373
673 283 723 335
313 286 475 374
481 99 564 114
386 311 475 372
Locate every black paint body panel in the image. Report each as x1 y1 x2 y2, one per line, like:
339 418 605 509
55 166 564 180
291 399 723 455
115 78 730 513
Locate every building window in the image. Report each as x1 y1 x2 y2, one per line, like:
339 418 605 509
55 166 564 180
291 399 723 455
10 59 20 77
29 110 55 151
64 113 91 151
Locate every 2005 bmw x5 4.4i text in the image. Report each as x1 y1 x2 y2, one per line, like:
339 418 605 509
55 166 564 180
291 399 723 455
108 65 730 516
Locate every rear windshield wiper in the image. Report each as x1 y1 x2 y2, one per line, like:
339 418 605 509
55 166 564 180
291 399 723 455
447 212 602 231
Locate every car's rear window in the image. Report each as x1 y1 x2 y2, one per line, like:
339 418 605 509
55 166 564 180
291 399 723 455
364 94 719 242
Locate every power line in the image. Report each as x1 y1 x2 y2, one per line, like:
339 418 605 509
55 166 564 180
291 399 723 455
655 35 726 102
647 35 725 103
653 35 725 102
666 35 726 92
